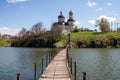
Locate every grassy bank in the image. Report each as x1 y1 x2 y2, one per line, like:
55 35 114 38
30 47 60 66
0 39 11 46
56 32 120 48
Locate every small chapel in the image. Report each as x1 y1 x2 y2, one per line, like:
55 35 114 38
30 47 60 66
53 10 76 32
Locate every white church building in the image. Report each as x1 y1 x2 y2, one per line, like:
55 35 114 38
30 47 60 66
53 10 76 32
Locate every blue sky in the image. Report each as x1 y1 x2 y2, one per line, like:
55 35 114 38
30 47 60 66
0 0 120 35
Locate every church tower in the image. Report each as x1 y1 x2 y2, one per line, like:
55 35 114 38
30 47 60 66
67 10 75 23
58 11 65 24
69 10 73 19
66 10 75 31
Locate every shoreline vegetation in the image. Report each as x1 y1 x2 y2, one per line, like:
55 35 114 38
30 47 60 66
1 31 120 48
59 31 120 48
0 39 11 47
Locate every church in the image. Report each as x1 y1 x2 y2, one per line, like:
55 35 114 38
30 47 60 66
53 10 76 32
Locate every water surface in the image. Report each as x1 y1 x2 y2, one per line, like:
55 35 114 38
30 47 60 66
70 48 120 80
0 47 49 80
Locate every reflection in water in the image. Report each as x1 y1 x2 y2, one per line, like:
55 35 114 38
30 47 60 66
70 48 120 80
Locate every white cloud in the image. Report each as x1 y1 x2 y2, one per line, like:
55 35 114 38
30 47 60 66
6 0 28 4
74 20 80 26
108 3 112 6
0 27 20 35
87 1 96 7
89 15 116 25
89 20 96 25
96 8 103 11
98 15 116 22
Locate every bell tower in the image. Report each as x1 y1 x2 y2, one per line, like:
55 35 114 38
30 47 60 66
69 10 73 19
58 11 65 24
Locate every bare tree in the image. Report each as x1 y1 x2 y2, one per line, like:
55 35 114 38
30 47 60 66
31 22 46 37
18 28 27 39
50 23 63 39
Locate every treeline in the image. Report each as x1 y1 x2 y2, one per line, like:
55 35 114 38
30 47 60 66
11 22 63 48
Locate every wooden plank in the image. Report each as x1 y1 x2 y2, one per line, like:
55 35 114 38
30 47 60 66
39 49 71 80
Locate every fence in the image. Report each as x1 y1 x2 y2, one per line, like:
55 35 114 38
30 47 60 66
16 52 56 80
66 48 87 80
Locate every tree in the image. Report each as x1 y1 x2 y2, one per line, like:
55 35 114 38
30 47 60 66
18 28 27 40
117 27 120 32
96 18 110 32
31 22 46 37
50 23 63 39
73 26 80 32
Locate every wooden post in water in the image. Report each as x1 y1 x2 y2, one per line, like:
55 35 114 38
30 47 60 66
46 55 48 67
48 53 50 63
82 72 86 80
70 58 72 74
42 58 44 74
17 73 20 80
74 62 76 80
34 63 36 80
67 49 69 64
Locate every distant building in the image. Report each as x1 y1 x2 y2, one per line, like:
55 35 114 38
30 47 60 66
2 34 11 39
53 10 76 32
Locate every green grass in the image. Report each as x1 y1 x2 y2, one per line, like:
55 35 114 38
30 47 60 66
55 31 120 48
0 39 11 46
71 31 120 36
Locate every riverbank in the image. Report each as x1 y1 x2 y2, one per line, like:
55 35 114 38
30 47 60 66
56 32 120 48
10 31 120 48
0 39 11 46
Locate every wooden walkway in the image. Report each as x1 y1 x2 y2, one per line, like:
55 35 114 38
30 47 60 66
39 49 71 80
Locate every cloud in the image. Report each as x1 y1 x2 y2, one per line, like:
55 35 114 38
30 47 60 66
0 27 20 35
89 15 116 25
89 20 96 25
96 8 103 11
6 0 28 4
98 15 116 22
87 1 96 7
108 3 112 6
74 20 80 26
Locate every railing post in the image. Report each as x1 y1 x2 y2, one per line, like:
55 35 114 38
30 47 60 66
67 50 69 64
83 72 86 80
46 55 48 67
48 53 50 63
17 73 20 80
42 58 44 74
70 58 72 74
74 62 76 80
34 63 36 80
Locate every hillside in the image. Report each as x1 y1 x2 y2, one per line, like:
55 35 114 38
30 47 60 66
55 32 120 48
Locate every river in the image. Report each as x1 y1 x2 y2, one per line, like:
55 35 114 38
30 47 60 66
69 48 120 80
0 47 50 80
0 47 120 80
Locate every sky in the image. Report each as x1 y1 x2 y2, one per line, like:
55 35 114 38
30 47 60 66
0 0 120 35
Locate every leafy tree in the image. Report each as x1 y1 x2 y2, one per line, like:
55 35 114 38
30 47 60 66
73 26 79 32
96 18 110 32
117 27 120 32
